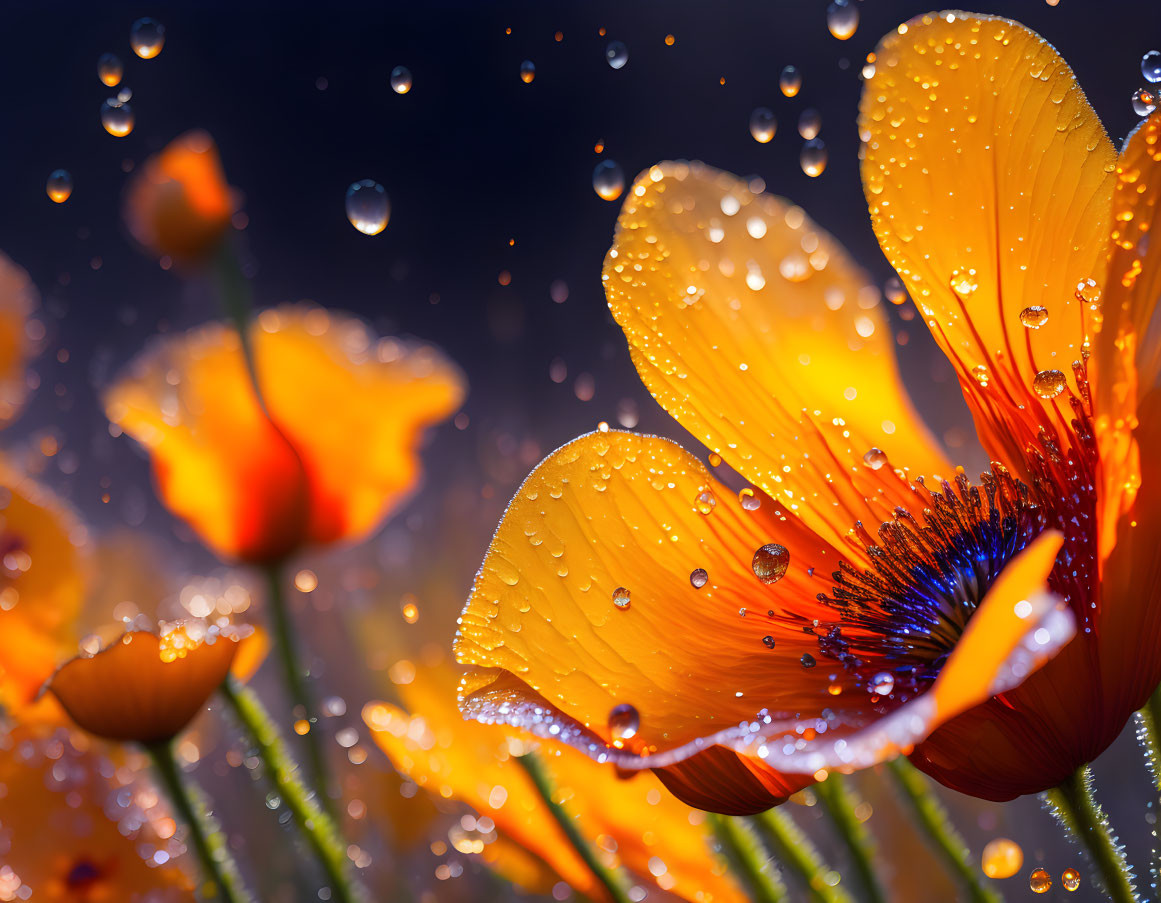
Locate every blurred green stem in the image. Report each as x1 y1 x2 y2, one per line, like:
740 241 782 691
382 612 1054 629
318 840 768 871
707 813 786 903
516 751 632 903
1137 691 1161 889
813 775 887 903
213 243 264 408
147 739 252 903
886 758 1001 903
222 676 366 903
1043 766 1138 903
751 807 854 903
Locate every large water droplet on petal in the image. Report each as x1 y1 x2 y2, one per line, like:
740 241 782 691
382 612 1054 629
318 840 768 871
608 703 639 742
130 17 165 60
611 586 631 610
870 672 894 695
1019 306 1048 329
1033 369 1066 399
345 180 390 235
689 568 708 589
949 268 978 299
752 544 789 585
863 448 887 470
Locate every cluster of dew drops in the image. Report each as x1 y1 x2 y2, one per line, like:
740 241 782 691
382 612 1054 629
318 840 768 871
1133 50 1161 116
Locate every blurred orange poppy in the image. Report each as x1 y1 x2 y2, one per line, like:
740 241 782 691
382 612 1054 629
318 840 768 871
124 130 234 267
457 12 1161 809
364 662 745 902
104 304 465 564
0 252 38 428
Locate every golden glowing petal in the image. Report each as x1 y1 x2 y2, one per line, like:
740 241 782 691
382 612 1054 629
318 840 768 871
860 12 1115 468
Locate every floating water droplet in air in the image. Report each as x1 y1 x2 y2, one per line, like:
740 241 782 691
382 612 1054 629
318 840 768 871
738 487 761 511
98 53 123 86
1061 868 1081 892
762 635 776 649
885 276 907 305
753 544 789 585
863 448 887 470
1033 369 1066 399
390 66 412 94
608 703 639 741
826 0 859 40
593 160 624 201
117 86 133 103
690 568 708 589
1132 87 1157 117
101 100 134 137
1029 868 1052 894
612 586 631 610
870 672 894 695
749 107 777 144
345 180 390 235
780 65 801 97
46 170 73 204
1144 50 1161 84
798 108 821 140
800 139 827 177
800 653 816 668
520 60 536 83
606 40 628 70
949 268 978 299
1019 306 1048 329
981 838 1023 879
130 17 165 59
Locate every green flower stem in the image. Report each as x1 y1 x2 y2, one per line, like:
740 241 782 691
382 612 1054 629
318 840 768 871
813 774 887 903
516 751 632 903
222 676 367 903
751 808 854 903
264 563 337 816
1136 691 1161 889
147 740 253 903
885 758 1000 903
213 244 263 409
1043 766 1138 903
707 813 787 903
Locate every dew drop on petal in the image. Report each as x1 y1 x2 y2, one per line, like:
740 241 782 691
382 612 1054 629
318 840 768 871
593 160 624 201
762 635 776 649
1019 306 1048 329
1029 868 1052 894
101 100 134 137
1144 50 1161 84
738 487 761 511
1061 868 1081 892
98 53 122 87
1075 277 1102 307
780 65 801 97
800 653 816 668
749 107 777 144
689 568 708 589
971 364 990 387
605 40 628 70
345 180 390 235
949 268 978 299
694 490 716 514
520 60 536 83
870 672 894 695
612 586 631 610
47 170 73 204
390 66 412 94
608 703 639 741
1033 369 1067 399
981 838 1023 879
863 448 887 471
826 0 859 40
798 108 821 140
752 544 789 584
130 17 165 59
800 139 827 177
1133 87 1157 117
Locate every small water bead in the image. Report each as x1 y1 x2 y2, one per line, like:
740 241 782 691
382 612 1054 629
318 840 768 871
689 568 708 589
800 653 816 668
752 544 790 585
605 40 628 70
593 160 625 201
345 180 390 235
1033 369 1067 399
612 586 631 610
98 53 122 86
1061 869 1081 892
608 703 640 742
1029 868 1052 894
826 0 859 40
1019 305 1049 329
1133 87 1157 117
862 447 887 470
869 672 894 695
130 17 165 59
949 268 978 298
46 170 73 204
1075 277 1102 306
694 490 716 514
980 838 1023 879
101 100 134 137
800 139 827 177
1144 50 1161 84
762 635 776 649
520 60 536 83
798 108 821 140
749 107 777 144
972 364 990 387
708 452 722 467
738 487 761 511
780 65 801 97
117 86 133 103
884 276 907 305
390 66 412 94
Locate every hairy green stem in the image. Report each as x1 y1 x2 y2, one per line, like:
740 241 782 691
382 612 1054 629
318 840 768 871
1043 766 1138 903
751 807 854 903
813 775 887 903
707 813 787 903
1136 691 1161 890
886 758 1001 903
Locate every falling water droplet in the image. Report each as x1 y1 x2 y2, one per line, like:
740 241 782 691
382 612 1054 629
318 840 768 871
798 108 822 140
1132 87 1157 117
593 160 625 201
885 276 907 305
752 544 790 585
981 838 1024 879
520 60 536 83
749 107 777 144
608 703 640 741
46 170 73 204
98 53 123 87
800 653 816 668
826 0 859 40
612 586 631 610
606 40 628 70
1144 50 1161 84
101 100 134 137
130 17 165 60
1019 306 1048 329
390 66 412 94
800 139 827 177
689 568 708 589
1061 868 1081 892
1033 369 1067 399
762 635 776 649
949 268 978 298
738 487 761 511
1029 868 1052 894
862 448 887 470
345 180 390 235
780 65 801 97
870 672 894 695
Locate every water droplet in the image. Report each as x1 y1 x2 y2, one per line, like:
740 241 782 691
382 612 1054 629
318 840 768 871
708 453 722 467
520 60 536 83
1061 868 1081 892
971 364 990 387
762 635 776 649
949 268 978 298
345 180 390 235
1029 868 1052 894
1075 277 1102 306
101 99 134 137
608 703 639 742
884 276 907 305
826 0 859 40
1019 305 1048 329
46 170 73 204
800 139 827 177
390 66 412 94
130 17 165 60
98 53 123 87
863 448 887 471
752 544 790 585
694 490 716 514
612 586 631 610
593 160 625 201
749 107 777 144
780 65 801 97
690 568 708 589
80 634 103 656
1133 87 1157 117
1033 369 1067 399
870 672 894 695
981 838 1023 879
606 40 628 70
800 653 816 668
1144 50 1161 84
798 108 822 140
738 487 761 511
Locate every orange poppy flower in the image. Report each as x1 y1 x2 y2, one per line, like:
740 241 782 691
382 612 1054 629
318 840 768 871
104 304 465 564
124 130 235 267
364 662 745 902
457 11 1161 810
0 252 38 428
0 725 194 901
